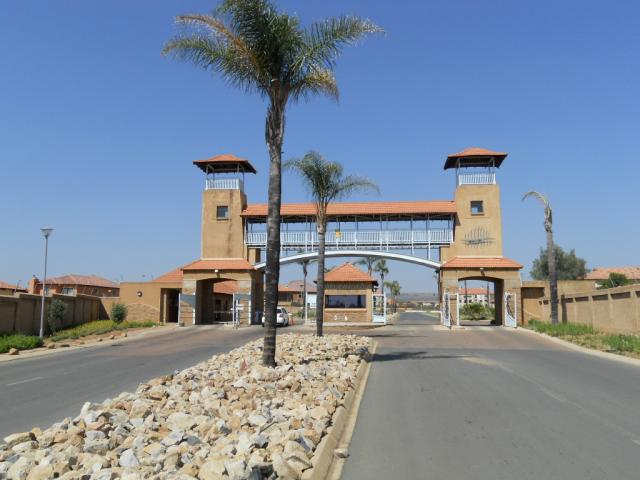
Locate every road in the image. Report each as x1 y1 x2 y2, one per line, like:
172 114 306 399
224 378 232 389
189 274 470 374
343 312 640 480
0 325 268 437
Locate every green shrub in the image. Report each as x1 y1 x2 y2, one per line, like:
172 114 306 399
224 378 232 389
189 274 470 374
48 298 67 333
111 303 128 323
602 334 640 353
50 319 155 342
0 334 43 353
460 303 492 320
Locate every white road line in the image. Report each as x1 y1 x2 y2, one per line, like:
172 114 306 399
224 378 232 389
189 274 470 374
6 376 43 386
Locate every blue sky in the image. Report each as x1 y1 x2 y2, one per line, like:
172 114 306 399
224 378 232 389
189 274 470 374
1 0 638 292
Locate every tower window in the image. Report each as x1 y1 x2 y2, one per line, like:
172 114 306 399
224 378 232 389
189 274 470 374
470 201 484 215
216 205 229 219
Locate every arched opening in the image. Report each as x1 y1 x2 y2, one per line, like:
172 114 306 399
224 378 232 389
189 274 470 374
456 275 504 326
195 277 238 324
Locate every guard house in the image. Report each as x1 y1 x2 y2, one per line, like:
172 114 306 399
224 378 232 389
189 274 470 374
178 154 263 325
322 263 378 323
438 147 522 327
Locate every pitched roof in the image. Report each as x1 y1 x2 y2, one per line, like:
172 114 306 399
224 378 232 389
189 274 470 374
284 280 317 293
181 258 255 271
324 263 377 283
278 284 299 293
193 154 257 174
242 200 456 218
153 268 183 283
444 147 508 169
0 280 24 291
584 267 640 280
458 287 493 295
44 274 119 288
441 257 523 269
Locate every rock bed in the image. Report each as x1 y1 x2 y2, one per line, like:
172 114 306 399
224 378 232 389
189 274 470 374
0 333 371 480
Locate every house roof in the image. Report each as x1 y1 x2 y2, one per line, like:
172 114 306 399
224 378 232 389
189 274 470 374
278 280 317 294
584 267 640 280
43 274 119 288
441 257 523 269
324 263 377 284
214 280 238 295
444 147 508 170
0 280 25 291
458 287 493 295
153 268 184 283
193 154 257 174
181 258 255 271
242 200 456 218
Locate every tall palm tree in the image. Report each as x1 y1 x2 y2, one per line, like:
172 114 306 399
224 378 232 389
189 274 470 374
374 259 389 287
523 191 558 324
297 256 315 324
384 279 401 313
355 256 376 276
163 0 381 366
286 151 379 336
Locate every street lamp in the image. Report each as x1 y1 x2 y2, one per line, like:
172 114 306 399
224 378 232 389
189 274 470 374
39 227 53 339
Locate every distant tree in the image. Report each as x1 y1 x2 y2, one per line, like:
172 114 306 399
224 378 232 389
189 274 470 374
374 259 389 286
295 255 316 323
48 299 67 333
355 257 376 276
531 246 588 281
598 273 631 290
384 280 401 313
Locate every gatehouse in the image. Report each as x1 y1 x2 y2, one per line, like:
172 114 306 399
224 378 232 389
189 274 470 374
118 148 523 327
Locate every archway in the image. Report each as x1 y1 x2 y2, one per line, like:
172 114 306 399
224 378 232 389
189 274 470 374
195 277 237 324
456 277 501 326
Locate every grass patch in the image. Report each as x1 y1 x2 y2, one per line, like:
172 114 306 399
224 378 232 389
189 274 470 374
527 319 595 336
0 334 43 353
526 320 640 357
50 320 156 342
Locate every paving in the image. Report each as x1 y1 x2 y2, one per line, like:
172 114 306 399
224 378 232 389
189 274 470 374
343 312 640 480
0 324 276 438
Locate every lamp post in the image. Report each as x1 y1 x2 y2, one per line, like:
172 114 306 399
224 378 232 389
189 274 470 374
39 227 53 339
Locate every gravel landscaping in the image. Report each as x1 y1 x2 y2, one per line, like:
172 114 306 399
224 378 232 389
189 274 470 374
0 333 371 479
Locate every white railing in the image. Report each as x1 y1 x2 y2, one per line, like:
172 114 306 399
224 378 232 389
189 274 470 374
457 173 495 186
245 229 453 248
206 178 243 190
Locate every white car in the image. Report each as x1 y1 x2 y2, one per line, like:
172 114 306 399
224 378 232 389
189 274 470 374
262 307 290 327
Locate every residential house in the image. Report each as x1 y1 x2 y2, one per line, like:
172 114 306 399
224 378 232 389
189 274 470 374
29 274 119 297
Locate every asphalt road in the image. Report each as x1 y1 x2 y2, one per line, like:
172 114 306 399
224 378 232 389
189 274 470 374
343 312 640 480
0 325 269 437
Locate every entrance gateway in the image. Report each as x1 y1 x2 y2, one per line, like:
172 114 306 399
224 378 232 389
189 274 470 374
120 148 523 327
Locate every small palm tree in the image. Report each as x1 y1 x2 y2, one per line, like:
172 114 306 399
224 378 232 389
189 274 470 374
384 280 401 313
523 191 558 324
163 0 381 366
286 151 379 336
355 257 376 276
297 256 315 323
374 259 389 287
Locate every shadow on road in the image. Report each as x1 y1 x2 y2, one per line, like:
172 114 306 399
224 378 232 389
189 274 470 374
372 350 471 362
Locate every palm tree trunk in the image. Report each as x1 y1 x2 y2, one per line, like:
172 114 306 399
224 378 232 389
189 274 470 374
262 101 285 367
547 230 559 325
316 223 326 337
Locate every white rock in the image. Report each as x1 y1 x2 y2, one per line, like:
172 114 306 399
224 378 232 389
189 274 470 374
119 448 140 468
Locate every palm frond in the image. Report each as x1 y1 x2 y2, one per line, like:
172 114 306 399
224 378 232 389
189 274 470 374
522 190 549 208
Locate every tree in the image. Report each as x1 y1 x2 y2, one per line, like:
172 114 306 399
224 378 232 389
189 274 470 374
296 256 315 323
286 151 378 336
48 299 67 334
531 246 588 281
384 280 401 313
355 257 376 276
523 191 558 324
374 259 389 286
163 0 381 366
598 273 631 290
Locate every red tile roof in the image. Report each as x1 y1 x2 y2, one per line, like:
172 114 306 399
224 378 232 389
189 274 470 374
0 281 23 291
181 259 255 271
284 280 317 293
458 287 493 295
45 274 119 288
584 267 640 280
324 263 377 283
444 147 508 169
193 154 257 174
441 257 523 269
214 280 238 295
153 268 184 283
242 200 456 218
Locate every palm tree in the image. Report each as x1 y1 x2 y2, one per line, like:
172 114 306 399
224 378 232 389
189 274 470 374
374 259 389 287
296 256 315 324
523 191 558 324
384 280 401 313
286 151 379 336
163 0 381 366
355 257 376 276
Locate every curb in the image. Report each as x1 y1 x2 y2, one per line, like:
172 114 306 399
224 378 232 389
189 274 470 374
0 324 180 364
303 339 378 480
516 327 640 367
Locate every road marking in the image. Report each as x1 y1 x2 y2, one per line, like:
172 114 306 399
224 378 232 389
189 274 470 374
6 376 43 386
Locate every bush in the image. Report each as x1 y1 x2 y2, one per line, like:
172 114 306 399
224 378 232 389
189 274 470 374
602 334 640 353
48 298 67 333
111 303 128 323
460 302 492 320
50 319 156 342
527 319 595 336
0 334 43 353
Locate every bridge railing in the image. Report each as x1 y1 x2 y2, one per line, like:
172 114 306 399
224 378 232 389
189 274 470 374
245 229 453 249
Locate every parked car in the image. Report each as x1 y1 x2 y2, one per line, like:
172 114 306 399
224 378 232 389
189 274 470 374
261 307 290 327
